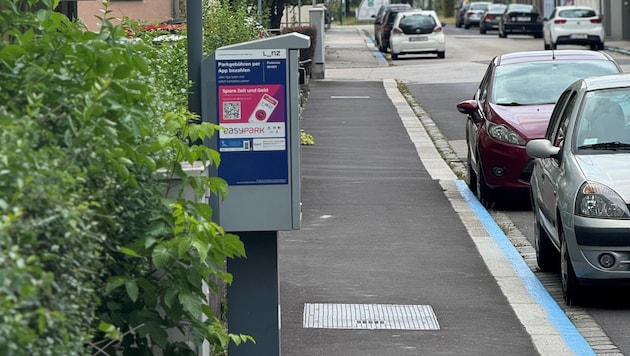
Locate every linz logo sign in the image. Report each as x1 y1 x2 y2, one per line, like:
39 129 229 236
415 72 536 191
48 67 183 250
263 50 282 57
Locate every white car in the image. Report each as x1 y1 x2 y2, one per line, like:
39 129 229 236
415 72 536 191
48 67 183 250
389 10 445 60
543 5 605 50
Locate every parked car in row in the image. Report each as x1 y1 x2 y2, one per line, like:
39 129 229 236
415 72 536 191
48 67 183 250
527 73 630 305
378 4 413 52
543 5 605 50
373 3 412 51
498 3 543 38
454 0 471 28
479 3 506 34
463 1 491 29
389 10 445 59
456 50 622 208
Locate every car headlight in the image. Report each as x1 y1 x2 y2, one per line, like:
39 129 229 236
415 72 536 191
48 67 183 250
487 122 526 145
576 181 630 219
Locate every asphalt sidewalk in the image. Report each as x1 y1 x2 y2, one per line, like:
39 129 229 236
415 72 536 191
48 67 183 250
276 26 613 355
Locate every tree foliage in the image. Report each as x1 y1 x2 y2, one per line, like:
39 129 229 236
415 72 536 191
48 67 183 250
0 0 259 354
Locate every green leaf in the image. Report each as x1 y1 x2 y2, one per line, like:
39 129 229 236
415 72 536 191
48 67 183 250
152 244 174 268
105 277 126 295
179 292 202 319
117 246 139 257
113 64 133 79
125 279 139 302
164 287 178 308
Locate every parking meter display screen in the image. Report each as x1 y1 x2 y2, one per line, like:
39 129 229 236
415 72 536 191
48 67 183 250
216 49 288 185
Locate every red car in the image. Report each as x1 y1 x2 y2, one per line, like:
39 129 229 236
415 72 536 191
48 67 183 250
456 50 622 207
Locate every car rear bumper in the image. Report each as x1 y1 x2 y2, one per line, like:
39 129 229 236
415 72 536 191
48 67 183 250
390 35 445 54
504 23 543 34
555 34 603 45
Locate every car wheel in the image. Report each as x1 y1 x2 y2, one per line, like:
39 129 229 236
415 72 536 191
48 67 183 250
598 41 605 50
437 51 445 59
464 23 470 29
560 230 582 306
475 158 494 208
534 205 559 272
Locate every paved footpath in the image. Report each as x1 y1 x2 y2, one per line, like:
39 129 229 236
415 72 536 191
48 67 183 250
277 26 604 356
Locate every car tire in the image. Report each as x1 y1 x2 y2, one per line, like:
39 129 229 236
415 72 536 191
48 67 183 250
561 230 583 306
437 51 445 59
391 53 399 60
598 41 605 50
475 158 494 208
534 205 559 272
464 23 470 29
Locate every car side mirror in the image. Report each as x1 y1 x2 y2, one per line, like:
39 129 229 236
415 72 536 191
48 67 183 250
456 100 482 124
526 139 560 159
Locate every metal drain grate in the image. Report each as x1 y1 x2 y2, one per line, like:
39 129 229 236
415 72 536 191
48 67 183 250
303 303 440 330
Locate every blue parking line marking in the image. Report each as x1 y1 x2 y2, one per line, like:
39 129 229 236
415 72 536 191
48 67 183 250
455 180 595 356
365 36 387 62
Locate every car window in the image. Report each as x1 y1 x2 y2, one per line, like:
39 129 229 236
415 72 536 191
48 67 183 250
552 93 576 147
558 9 597 18
509 5 535 13
491 61 620 105
546 89 574 140
470 3 488 11
488 5 506 13
398 13 437 34
577 89 630 148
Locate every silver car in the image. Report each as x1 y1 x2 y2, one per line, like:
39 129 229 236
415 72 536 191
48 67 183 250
527 73 630 305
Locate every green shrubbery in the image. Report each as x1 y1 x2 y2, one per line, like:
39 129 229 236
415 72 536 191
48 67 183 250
0 0 263 354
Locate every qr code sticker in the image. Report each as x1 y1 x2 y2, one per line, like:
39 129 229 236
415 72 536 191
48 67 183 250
223 102 241 120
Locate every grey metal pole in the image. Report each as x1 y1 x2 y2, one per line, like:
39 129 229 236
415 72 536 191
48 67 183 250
187 0 203 119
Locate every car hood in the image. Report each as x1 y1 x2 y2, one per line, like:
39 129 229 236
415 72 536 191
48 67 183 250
490 103 553 140
576 154 630 201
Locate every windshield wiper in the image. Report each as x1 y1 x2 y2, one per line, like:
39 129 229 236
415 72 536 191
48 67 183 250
578 141 630 150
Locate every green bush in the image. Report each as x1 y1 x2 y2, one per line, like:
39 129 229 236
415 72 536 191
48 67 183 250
0 0 260 354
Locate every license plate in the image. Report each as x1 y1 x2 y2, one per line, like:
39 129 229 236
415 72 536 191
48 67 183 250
570 33 588 39
516 16 530 22
409 36 428 42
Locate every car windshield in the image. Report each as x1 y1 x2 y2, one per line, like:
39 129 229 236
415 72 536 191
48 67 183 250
492 61 620 105
576 89 630 150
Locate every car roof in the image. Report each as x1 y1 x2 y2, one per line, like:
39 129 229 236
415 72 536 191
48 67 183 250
496 50 616 66
581 73 630 91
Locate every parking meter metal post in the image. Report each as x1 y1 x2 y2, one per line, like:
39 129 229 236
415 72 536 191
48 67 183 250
200 33 310 356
